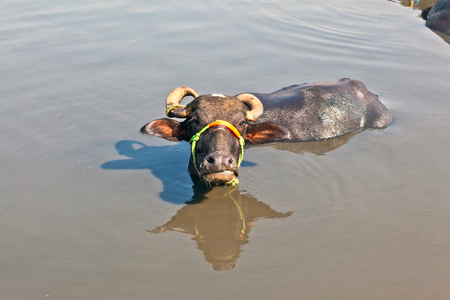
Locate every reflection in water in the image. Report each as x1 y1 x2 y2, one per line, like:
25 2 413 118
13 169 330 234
102 142 293 271
149 184 292 271
255 129 361 156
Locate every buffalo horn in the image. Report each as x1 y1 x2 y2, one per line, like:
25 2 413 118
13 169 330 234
165 87 199 118
236 93 263 122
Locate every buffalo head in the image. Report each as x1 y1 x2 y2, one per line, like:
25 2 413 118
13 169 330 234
140 87 289 186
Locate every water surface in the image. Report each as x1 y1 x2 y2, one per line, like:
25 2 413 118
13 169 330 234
1 0 449 299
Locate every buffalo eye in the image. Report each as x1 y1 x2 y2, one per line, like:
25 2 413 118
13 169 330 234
238 120 247 127
186 118 201 134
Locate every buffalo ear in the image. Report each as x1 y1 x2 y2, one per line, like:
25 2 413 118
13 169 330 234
140 118 187 142
245 122 291 144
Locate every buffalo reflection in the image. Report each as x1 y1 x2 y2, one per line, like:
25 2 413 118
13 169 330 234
149 184 292 271
262 129 361 156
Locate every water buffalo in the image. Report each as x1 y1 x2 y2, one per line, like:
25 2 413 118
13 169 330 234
141 78 392 186
422 0 450 35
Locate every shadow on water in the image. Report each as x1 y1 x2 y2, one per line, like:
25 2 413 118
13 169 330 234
101 140 193 204
149 185 293 271
101 140 257 204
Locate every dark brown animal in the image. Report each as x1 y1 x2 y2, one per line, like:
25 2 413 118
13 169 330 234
141 78 392 185
422 0 450 35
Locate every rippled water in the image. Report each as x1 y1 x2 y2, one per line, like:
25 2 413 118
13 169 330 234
1 0 449 299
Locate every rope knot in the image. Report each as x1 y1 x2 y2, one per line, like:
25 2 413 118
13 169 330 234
189 133 201 145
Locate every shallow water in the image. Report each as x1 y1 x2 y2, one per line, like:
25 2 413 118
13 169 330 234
1 0 449 299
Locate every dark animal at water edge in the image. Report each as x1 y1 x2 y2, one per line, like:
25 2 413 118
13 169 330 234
422 0 450 35
140 78 392 186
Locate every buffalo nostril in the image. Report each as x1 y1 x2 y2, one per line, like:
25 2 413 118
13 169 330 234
203 152 237 172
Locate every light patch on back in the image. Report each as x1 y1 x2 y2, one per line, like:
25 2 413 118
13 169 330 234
360 117 365 128
211 93 226 97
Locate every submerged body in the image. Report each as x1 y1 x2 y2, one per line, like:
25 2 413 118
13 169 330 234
141 78 392 185
250 78 392 142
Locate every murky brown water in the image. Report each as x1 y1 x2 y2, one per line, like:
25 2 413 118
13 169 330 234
1 0 449 299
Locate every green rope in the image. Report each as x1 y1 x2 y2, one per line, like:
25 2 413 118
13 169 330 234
225 177 240 186
189 125 208 175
